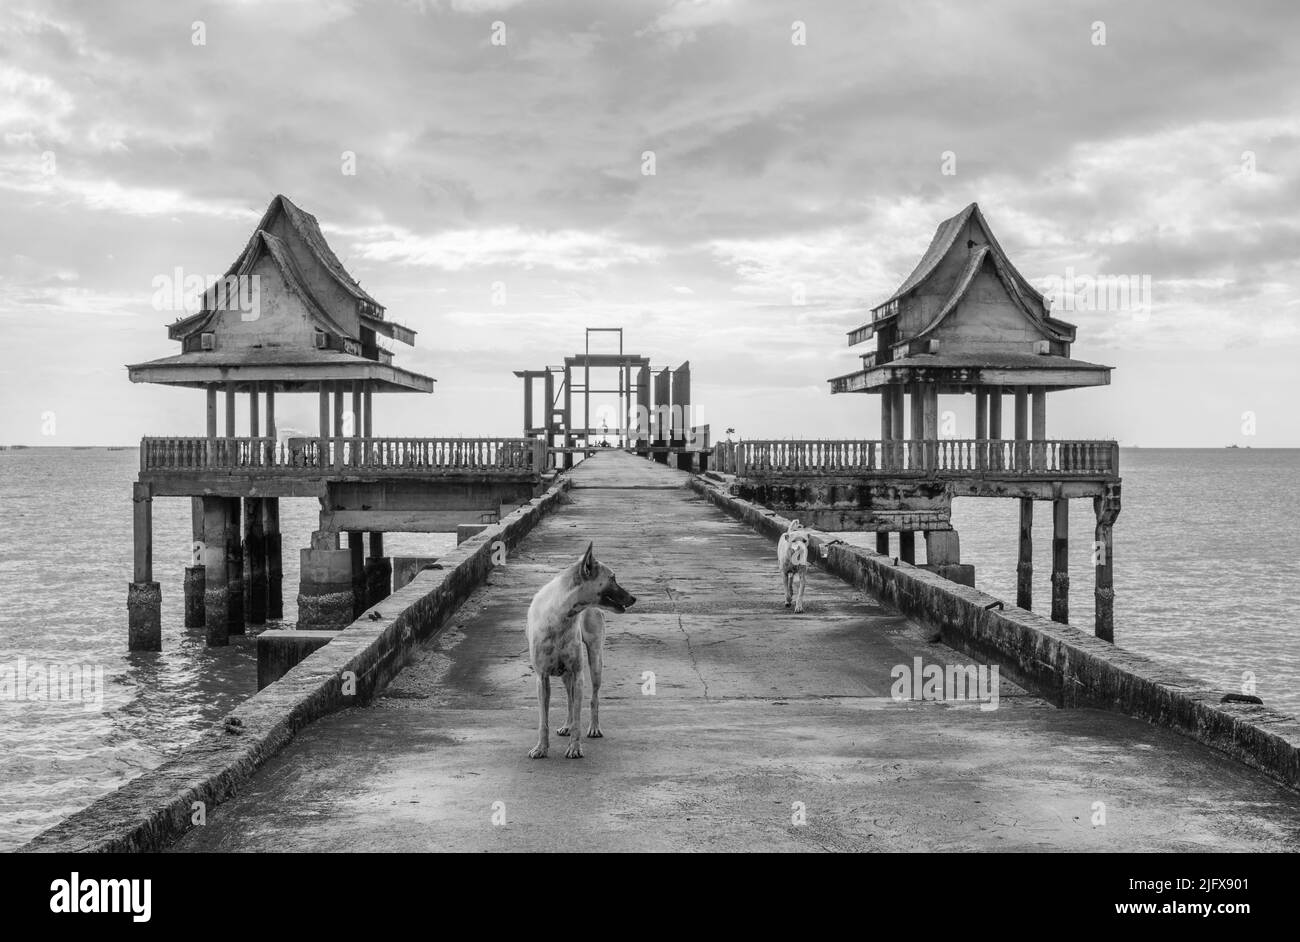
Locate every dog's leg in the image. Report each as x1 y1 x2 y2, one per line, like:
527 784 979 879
585 631 603 738
562 671 583 758
556 667 577 737
783 568 793 608
794 568 806 614
528 674 551 759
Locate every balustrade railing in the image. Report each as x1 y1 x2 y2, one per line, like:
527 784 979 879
711 439 1118 477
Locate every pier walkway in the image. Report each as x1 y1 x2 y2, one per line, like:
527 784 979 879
175 451 1300 852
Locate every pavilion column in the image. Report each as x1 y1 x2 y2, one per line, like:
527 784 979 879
975 389 989 471
1017 498 1033 610
127 481 161 651
318 386 330 469
1094 485 1121 642
262 498 283 620
183 496 205 628
1031 388 1047 471
244 497 267 625
365 531 391 607
248 380 261 466
1013 385 1028 470
890 385 904 471
363 386 373 467
351 381 362 467
989 388 1003 470
225 383 237 468
1051 498 1069 624
265 388 276 464
333 380 345 472
909 382 924 469
922 384 938 470
206 385 218 466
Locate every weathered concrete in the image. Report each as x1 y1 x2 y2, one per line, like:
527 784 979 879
19 475 573 853
393 556 440 591
183 566 205 628
163 452 1298 853
298 542 355 630
126 582 161 652
691 475 1300 794
258 630 339 690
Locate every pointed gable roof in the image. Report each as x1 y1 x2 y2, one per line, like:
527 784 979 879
849 202 1074 346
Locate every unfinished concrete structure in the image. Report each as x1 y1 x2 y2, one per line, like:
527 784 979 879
715 203 1121 639
125 195 545 650
514 328 708 470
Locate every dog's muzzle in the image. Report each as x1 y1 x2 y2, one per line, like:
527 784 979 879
599 587 636 614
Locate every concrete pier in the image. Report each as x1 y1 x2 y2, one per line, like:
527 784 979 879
183 496 205 628
164 452 1300 853
127 482 161 651
264 498 283 620
244 497 268 625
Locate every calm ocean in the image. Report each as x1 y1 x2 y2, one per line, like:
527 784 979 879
1 447 1296 850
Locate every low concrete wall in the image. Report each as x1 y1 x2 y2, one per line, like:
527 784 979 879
20 476 573 853
690 476 1300 792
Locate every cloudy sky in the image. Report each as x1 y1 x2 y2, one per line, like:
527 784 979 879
1 0 1297 446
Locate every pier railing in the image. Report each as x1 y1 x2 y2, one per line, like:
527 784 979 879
713 439 1118 477
140 436 546 475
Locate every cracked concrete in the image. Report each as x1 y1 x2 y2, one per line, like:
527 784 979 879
173 451 1300 852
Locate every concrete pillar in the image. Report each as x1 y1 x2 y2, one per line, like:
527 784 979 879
636 364 651 454
365 531 391 607
1017 498 1033 610
653 368 671 465
206 385 218 464
265 388 276 456
226 497 244 633
909 382 924 469
351 381 362 467
875 531 890 555
127 482 161 651
922 384 938 470
184 496 205 628
363 388 373 437
318 386 330 468
263 498 283 620
298 531 355 629
890 385 904 470
923 529 975 587
348 532 366 617
202 496 232 646
989 389 1003 469
244 497 267 625
544 370 556 444
975 389 988 471
1031 388 1047 471
249 380 260 440
563 364 574 469
333 381 345 471
1094 486 1120 642
523 374 533 434
1014 386 1028 470
898 531 916 564
225 383 236 438
1051 498 1069 624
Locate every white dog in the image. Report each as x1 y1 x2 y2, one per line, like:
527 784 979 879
525 543 636 759
777 519 810 613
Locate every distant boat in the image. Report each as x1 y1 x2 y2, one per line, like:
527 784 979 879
1226 444 1240 449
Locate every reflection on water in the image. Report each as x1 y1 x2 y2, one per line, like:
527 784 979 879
0 448 454 851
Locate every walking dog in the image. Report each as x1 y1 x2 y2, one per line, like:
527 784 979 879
526 542 636 759
777 519 810 613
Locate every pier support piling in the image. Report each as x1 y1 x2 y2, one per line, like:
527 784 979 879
244 497 268 625
226 498 244 633
1017 498 1033 609
263 498 282 620
202 496 234 646
1051 498 1069 624
365 532 391 607
1094 485 1121 642
298 531 355 629
127 483 161 651
348 531 365 617
183 496 205 628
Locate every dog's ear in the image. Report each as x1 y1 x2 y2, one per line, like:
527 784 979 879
580 541 596 578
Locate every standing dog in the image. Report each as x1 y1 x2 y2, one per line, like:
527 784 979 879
526 542 636 759
777 519 810 613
